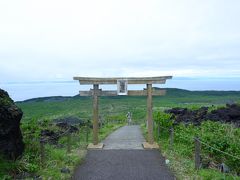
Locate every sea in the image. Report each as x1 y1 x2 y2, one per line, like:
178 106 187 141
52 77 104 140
1 77 240 102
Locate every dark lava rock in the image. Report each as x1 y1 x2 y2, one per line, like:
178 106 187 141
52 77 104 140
166 104 240 127
56 122 79 133
15 172 42 180
166 107 188 115
40 118 81 144
53 116 85 127
40 129 61 144
219 163 230 173
53 116 86 134
206 104 240 127
0 89 24 160
165 107 209 126
61 167 71 174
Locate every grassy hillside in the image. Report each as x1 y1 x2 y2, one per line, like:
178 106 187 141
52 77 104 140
17 88 240 124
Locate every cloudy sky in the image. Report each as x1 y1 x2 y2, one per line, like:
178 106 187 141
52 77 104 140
0 0 240 82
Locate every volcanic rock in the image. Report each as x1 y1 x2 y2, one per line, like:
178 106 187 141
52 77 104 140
53 116 85 127
0 89 24 159
206 104 240 127
165 107 209 126
166 104 240 127
40 129 60 144
56 122 79 133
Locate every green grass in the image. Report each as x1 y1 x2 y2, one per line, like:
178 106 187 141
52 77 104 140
17 88 240 125
37 123 123 179
0 123 124 179
141 122 240 179
149 121 240 179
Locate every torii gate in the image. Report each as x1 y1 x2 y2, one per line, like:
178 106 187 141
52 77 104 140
73 76 172 149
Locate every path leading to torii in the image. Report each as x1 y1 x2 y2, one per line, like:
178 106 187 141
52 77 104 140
103 125 145 150
73 125 175 180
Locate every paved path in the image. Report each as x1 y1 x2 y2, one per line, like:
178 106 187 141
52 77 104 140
73 125 174 180
103 125 145 149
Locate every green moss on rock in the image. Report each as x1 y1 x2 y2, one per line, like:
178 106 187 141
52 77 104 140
0 89 13 106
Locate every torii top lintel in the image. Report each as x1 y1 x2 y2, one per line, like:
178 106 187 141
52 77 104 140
73 76 172 85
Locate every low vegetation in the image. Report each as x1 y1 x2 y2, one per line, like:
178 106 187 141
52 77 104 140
152 110 240 179
1 119 123 179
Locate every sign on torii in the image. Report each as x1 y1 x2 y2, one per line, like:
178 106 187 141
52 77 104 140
73 76 172 149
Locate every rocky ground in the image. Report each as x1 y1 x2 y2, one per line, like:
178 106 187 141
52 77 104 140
40 116 86 144
166 103 240 127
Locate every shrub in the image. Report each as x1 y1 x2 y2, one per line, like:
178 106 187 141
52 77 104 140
154 111 173 128
199 121 240 174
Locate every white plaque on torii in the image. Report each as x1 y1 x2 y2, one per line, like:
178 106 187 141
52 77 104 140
117 79 128 95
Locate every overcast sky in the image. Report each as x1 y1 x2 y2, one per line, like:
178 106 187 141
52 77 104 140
0 0 240 82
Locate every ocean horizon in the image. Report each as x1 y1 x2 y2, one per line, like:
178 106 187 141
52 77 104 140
1 77 240 102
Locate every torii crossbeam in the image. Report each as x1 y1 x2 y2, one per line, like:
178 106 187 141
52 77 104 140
73 76 172 149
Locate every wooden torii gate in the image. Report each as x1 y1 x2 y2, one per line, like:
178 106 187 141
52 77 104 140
73 76 172 149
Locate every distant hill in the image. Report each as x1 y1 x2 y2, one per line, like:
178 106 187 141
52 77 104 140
19 96 73 103
162 88 240 97
17 88 240 103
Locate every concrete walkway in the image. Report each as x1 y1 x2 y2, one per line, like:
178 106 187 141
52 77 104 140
103 125 145 149
73 125 174 180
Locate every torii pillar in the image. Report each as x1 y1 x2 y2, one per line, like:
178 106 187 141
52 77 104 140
73 76 172 149
92 84 99 145
147 83 154 144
